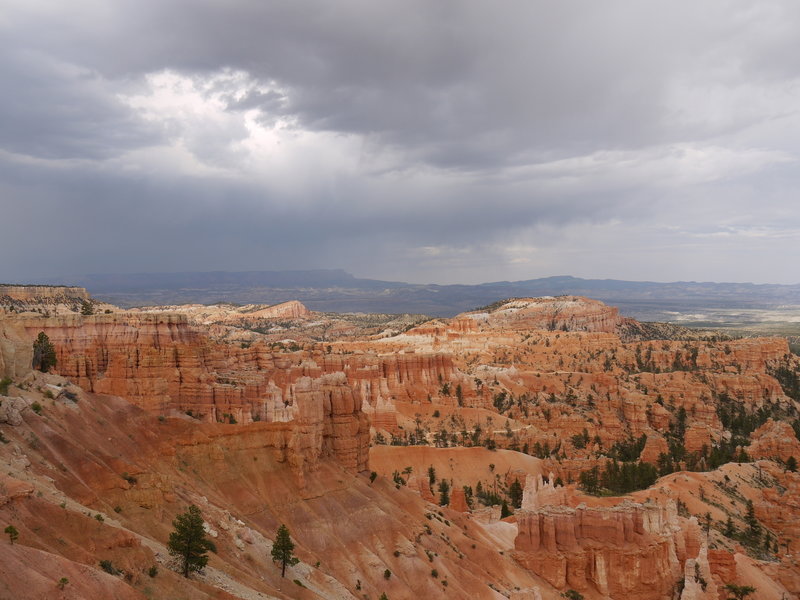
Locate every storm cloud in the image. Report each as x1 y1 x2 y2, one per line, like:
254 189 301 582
1 1 799 284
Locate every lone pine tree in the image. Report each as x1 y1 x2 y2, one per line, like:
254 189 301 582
167 505 216 578
271 524 299 577
32 332 57 372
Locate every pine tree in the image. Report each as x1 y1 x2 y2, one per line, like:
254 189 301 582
167 505 216 578
500 500 512 518
271 524 299 578
4 525 18 544
437 479 450 506
744 499 760 541
509 478 524 508
724 516 736 538
32 332 57 372
427 465 436 485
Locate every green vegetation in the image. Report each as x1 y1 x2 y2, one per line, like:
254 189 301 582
0 377 11 395
99 560 121 575
438 479 450 506
770 365 800 401
724 584 756 600
30 401 42 415
4 525 19 544
579 460 657 495
32 332 57 372
57 577 69 590
167 505 216 578
509 478 523 508
271 524 299 578
605 434 646 462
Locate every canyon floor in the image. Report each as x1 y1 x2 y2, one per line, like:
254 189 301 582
1 285 800 599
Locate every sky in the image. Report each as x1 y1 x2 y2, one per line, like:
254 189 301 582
1 1 799 285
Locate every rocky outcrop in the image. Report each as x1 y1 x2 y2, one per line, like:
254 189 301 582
0 285 90 303
229 300 310 321
0 312 370 478
515 499 684 599
463 296 628 334
684 423 714 454
679 544 719 600
748 419 800 462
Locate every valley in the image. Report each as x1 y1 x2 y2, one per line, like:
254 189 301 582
1 285 799 599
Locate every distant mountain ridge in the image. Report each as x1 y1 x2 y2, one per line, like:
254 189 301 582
39 269 800 319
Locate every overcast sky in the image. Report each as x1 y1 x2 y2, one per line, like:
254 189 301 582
1 1 799 285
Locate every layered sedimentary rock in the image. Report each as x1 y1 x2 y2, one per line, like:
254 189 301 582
0 285 90 303
1 312 370 477
515 494 684 599
463 297 629 334
748 419 800 462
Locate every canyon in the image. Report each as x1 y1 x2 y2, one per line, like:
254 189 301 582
1 286 799 599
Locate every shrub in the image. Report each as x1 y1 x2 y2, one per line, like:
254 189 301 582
431 569 438 578
99 560 119 575
57 577 69 590
0 378 11 395
148 565 158 577
30 402 42 415
383 569 391 579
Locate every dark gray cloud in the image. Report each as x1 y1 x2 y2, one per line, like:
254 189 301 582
1 1 799 285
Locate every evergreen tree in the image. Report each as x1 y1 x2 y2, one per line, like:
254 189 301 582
509 478 524 508
744 499 760 541
723 516 736 538
271 524 299 578
4 525 18 544
427 465 436 485
438 479 450 506
500 500 512 518
167 505 216 578
32 332 57 372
